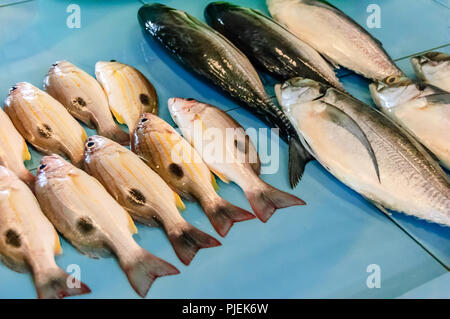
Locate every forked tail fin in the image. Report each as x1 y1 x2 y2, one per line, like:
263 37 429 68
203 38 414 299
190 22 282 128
201 197 255 237
166 221 221 266
245 180 306 222
121 248 180 298
34 267 91 299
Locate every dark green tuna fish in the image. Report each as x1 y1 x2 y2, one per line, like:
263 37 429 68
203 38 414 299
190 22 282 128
204 1 343 90
138 3 311 187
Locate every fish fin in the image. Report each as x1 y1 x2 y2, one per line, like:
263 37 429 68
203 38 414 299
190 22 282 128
110 107 126 125
22 141 31 161
425 93 450 105
34 267 91 299
54 230 62 255
288 137 314 188
211 174 219 192
200 197 255 237
174 192 186 211
99 126 130 146
166 221 221 265
245 182 306 222
211 169 230 184
321 101 381 183
127 213 138 234
121 248 179 298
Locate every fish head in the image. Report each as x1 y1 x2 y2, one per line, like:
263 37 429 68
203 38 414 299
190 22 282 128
84 135 119 160
37 155 74 180
274 77 327 111
135 113 173 135
168 97 207 127
369 75 420 109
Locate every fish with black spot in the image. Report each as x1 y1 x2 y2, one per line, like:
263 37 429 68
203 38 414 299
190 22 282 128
44 60 129 145
83 135 221 265
0 166 90 299
131 113 256 237
169 98 306 222
35 155 179 298
4 82 88 167
95 60 158 134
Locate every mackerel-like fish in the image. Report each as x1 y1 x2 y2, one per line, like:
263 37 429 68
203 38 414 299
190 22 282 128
411 51 450 92
169 98 306 222
267 0 403 80
276 77 450 226
95 61 158 133
370 76 450 170
44 60 129 145
138 3 311 188
4 82 87 167
204 2 343 90
35 155 179 297
83 135 221 265
0 166 90 299
0 107 35 186
132 113 255 237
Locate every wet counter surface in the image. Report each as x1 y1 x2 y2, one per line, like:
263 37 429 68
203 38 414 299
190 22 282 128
0 0 448 298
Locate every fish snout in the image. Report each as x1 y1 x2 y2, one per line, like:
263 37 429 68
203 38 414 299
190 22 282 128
84 135 108 154
38 154 65 174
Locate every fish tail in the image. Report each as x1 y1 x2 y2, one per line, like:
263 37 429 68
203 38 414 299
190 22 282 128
166 221 221 266
98 125 130 146
245 181 306 223
34 267 91 299
288 137 313 188
121 248 180 298
200 197 255 237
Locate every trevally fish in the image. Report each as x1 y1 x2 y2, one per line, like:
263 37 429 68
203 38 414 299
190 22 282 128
204 1 343 90
35 155 179 298
95 60 158 133
0 107 34 186
44 60 129 145
4 82 87 167
267 0 403 80
0 166 90 299
169 98 306 222
276 77 450 226
83 135 221 265
132 113 255 237
138 3 312 188
411 51 450 92
370 76 450 170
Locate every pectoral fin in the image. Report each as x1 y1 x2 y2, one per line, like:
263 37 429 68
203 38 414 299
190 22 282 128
174 192 185 211
425 93 450 105
211 169 230 184
321 101 380 182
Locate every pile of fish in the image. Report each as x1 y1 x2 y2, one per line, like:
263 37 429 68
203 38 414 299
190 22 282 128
0 0 449 299
0 50 303 298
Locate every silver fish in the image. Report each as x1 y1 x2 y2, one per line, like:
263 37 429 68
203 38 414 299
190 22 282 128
83 135 221 265
411 51 450 92
0 107 35 186
169 98 306 222
95 61 158 133
132 113 255 237
44 60 129 145
4 82 88 167
35 155 179 298
370 75 450 170
267 0 403 80
276 77 450 226
0 166 90 299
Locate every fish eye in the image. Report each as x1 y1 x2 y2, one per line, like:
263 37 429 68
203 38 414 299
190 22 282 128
386 76 398 84
39 164 47 170
110 59 117 62
52 63 58 67
87 141 95 148
186 98 195 101
141 118 148 123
